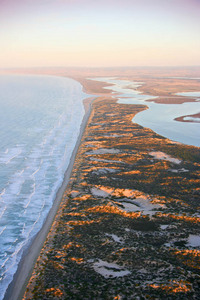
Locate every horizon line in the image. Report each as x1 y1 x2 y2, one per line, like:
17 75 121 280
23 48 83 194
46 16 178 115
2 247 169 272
1 65 200 70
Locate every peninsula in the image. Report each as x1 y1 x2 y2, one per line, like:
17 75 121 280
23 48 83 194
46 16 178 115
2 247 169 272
15 67 200 299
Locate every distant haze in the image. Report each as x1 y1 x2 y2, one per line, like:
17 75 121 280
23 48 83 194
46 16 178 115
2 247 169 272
0 0 200 68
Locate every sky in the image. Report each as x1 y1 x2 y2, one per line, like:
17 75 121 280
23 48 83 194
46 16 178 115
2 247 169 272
0 0 200 68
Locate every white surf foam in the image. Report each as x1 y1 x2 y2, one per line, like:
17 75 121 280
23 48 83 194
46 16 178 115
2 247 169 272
0 74 88 300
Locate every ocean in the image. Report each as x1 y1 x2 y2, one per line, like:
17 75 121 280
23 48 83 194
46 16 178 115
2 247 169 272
0 74 88 299
92 77 200 147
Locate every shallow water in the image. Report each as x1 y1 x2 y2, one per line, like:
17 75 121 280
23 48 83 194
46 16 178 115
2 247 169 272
0 74 88 299
92 77 200 147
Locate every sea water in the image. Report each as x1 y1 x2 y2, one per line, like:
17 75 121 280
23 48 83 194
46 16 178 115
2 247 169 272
0 74 88 299
92 77 200 147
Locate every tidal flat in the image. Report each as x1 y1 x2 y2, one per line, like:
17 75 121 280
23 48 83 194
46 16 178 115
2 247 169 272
23 72 200 299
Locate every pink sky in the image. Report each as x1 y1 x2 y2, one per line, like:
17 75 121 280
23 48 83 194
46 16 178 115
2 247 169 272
0 0 199 67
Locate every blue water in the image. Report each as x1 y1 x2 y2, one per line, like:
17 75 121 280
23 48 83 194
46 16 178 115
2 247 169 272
0 74 88 298
92 77 200 147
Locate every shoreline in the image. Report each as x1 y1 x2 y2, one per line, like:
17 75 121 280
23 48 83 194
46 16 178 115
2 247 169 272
4 92 97 300
175 112 200 123
3 71 200 299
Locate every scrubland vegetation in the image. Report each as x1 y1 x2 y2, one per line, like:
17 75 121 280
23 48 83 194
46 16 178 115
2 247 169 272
24 98 200 300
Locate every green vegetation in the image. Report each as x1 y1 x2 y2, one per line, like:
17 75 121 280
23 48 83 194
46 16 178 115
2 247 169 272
24 99 200 300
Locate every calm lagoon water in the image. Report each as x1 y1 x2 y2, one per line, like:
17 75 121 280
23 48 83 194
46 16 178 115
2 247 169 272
92 77 200 147
0 74 88 299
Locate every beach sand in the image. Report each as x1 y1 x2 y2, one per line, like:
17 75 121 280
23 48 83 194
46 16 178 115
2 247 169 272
4 75 120 299
4 93 98 300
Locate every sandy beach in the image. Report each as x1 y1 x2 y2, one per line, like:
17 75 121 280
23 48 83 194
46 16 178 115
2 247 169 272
4 93 98 300
4 74 114 300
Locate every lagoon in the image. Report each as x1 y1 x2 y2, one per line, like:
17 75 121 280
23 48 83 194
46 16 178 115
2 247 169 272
93 77 200 147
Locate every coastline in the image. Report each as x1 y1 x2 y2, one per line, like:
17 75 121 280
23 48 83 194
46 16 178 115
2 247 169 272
175 112 200 123
3 70 200 299
4 93 97 300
